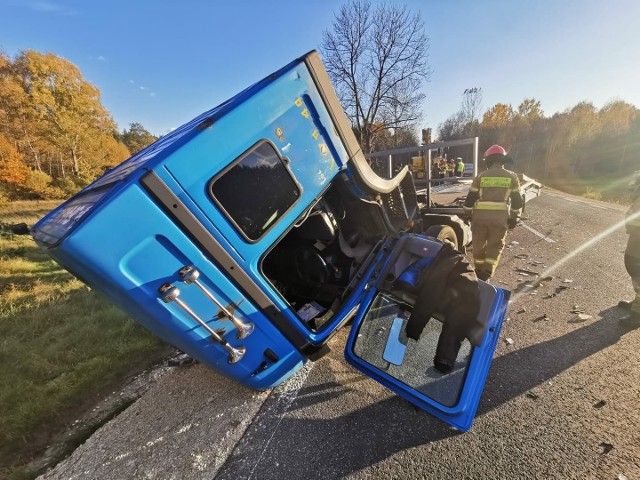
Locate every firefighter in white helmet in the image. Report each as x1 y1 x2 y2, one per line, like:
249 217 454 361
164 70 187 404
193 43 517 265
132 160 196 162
463 145 523 281
619 170 640 328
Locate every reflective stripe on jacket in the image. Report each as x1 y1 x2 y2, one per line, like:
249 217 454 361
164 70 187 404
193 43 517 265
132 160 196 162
463 165 523 219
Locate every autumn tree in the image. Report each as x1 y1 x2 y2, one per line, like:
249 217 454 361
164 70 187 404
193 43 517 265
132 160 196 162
121 122 157 155
482 103 515 128
0 50 132 198
321 0 431 153
508 98 545 172
517 98 544 122
0 134 30 189
12 51 123 179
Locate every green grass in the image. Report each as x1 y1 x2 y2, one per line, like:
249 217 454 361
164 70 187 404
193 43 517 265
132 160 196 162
544 176 631 205
0 201 165 473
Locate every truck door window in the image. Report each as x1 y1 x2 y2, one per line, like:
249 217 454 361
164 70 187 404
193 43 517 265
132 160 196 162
210 140 300 241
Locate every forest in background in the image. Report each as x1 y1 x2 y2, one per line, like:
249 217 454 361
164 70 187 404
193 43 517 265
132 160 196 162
435 90 640 200
0 50 156 201
1 49 638 203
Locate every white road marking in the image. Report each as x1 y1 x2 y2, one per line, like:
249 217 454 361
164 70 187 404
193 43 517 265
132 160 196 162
247 363 313 480
521 223 556 243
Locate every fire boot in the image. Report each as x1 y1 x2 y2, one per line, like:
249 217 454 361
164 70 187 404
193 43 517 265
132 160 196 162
476 270 491 282
619 311 640 328
618 300 633 310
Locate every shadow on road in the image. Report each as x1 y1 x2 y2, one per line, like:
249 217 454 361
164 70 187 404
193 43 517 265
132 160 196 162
216 309 632 479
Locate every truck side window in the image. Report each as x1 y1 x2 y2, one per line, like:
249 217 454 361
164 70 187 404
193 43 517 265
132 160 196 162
210 140 300 241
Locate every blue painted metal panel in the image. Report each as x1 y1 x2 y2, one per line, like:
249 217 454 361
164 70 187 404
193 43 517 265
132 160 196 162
45 183 305 389
154 63 351 345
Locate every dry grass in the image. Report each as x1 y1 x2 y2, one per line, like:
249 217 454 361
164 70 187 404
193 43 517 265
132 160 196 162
0 200 165 475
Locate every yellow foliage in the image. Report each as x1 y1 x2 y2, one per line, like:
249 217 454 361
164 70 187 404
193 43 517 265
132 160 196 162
0 134 30 186
482 103 514 128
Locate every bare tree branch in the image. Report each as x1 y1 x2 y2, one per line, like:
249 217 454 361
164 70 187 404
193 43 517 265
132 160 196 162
321 0 430 153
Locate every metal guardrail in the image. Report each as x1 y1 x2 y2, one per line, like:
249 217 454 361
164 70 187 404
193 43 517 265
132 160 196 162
366 137 480 210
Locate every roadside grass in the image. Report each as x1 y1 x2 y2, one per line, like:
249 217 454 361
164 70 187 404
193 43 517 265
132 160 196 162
0 201 166 475
544 176 631 205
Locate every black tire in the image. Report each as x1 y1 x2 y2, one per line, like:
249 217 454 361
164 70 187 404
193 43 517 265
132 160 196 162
425 224 458 250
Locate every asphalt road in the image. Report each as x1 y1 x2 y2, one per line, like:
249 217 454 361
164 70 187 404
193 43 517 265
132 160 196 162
40 189 640 480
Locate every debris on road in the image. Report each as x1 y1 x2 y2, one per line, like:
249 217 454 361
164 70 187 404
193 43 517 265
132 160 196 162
167 352 196 367
562 279 574 283
525 391 539 400
568 313 593 324
508 241 520 246
504 337 514 345
570 305 584 313
593 400 607 409
517 307 527 314
514 282 536 293
516 268 540 276
599 442 614 455
533 314 549 322
514 253 529 259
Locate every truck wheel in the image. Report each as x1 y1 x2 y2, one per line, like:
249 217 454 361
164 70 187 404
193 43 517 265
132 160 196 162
425 225 458 250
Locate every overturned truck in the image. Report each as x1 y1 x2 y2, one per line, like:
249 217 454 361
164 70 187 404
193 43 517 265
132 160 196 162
32 51 514 431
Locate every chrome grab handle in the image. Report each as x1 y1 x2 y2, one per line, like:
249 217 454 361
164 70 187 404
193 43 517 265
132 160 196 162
159 283 245 364
178 265 255 340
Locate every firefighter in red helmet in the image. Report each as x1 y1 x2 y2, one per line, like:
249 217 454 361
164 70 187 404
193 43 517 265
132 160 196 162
463 145 523 281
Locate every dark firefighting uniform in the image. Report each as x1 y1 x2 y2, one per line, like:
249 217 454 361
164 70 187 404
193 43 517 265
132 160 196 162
624 193 640 320
438 160 447 179
446 160 455 177
463 164 523 280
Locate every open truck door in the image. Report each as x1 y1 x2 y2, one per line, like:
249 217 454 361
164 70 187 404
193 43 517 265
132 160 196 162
32 51 509 430
341 234 509 431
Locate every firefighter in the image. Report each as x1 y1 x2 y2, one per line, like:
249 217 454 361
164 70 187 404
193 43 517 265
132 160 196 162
618 170 640 328
463 145 523 281
431 157 442 185
438 157 448 179
447 158 456 177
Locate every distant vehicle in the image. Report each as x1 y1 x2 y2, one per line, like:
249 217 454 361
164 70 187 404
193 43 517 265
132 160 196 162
463 163 474 177
32 51 511 431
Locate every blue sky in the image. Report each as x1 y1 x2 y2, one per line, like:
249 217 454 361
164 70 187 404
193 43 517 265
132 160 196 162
2 0 640 138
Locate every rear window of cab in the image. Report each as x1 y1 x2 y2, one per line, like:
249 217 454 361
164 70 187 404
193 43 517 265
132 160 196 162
209 140 301 241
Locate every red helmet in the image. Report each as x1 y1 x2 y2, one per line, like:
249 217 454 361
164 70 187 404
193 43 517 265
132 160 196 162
484 145 507 158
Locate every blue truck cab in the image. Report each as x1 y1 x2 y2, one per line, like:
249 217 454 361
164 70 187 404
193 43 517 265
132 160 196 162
31 51 509 431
